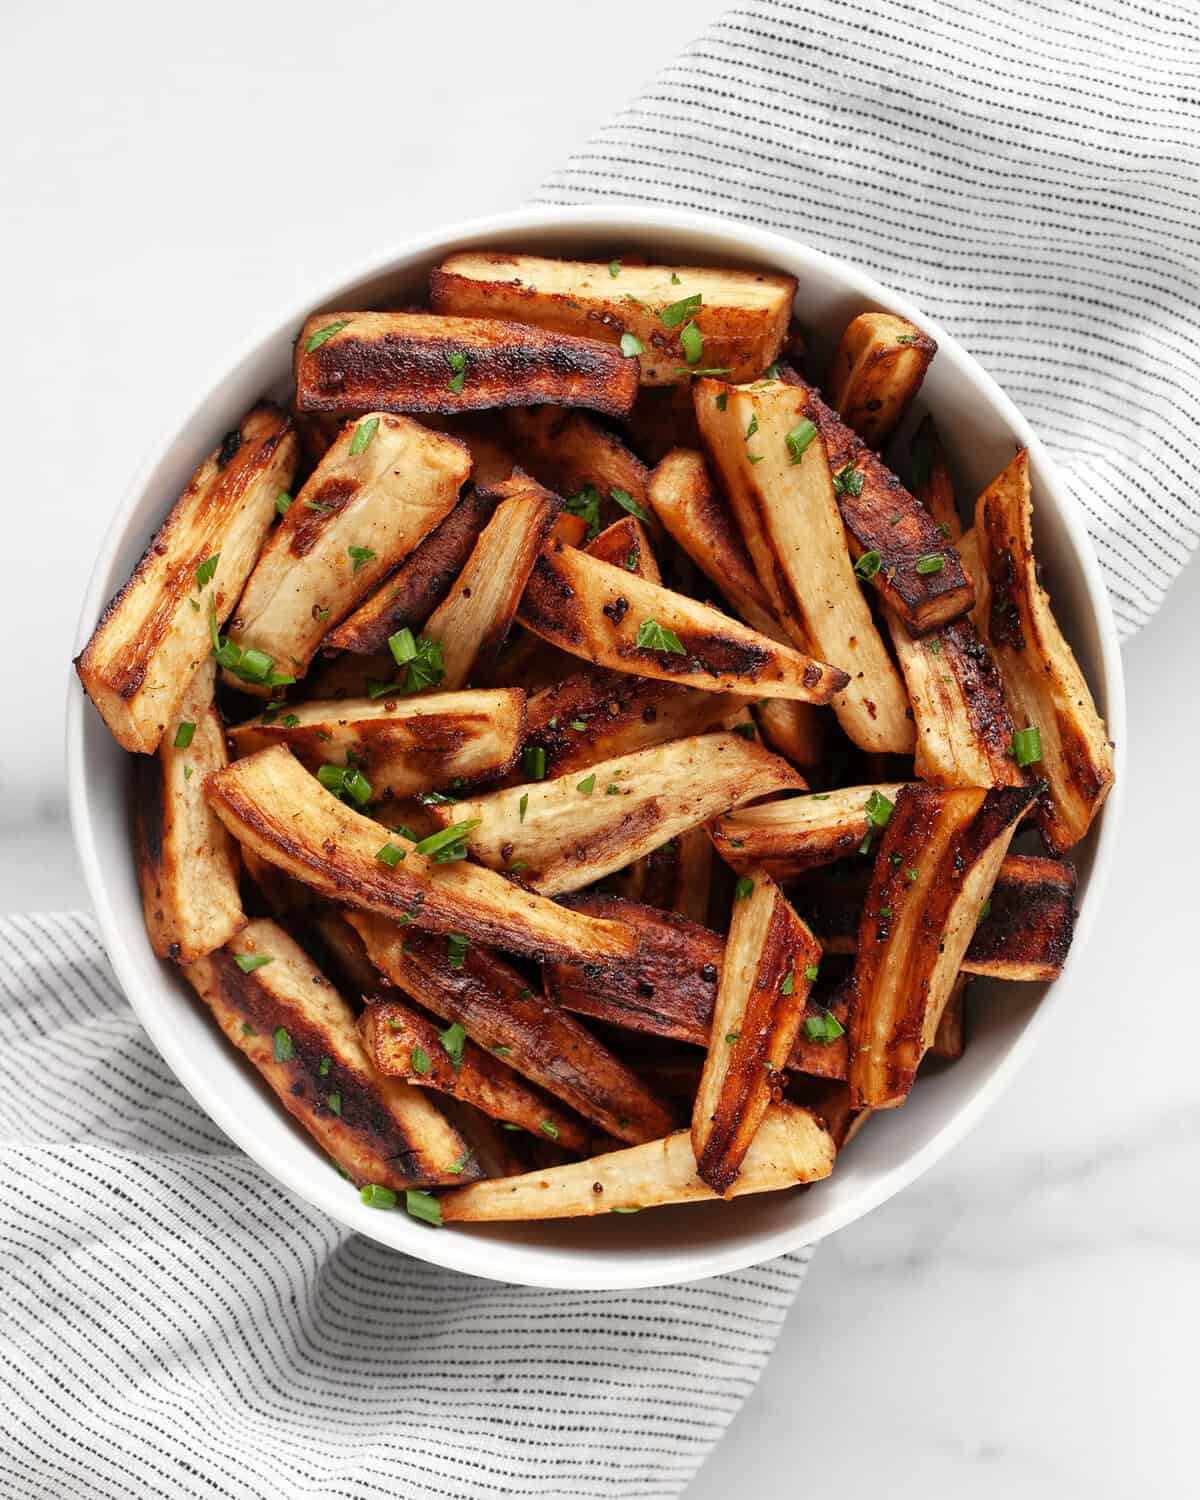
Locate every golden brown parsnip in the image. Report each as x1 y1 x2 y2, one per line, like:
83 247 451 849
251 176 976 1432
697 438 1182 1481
973 450 1114 852
427 732 805 896
226 414 468 693
324 486 498 655
421 476 559 688
227 688 525 800
909 414 961 541
502 406 656 538
439 1104 834 1222
186 921 476 1187
694 379 913 752
430 252 796 387
359 999 594 1153
203 745 637 963
133 660 244 962
75 403 297 752
692 872 822 1194
827 312 936 448
607 824 715 927
348 915 673 1144
585 515 661 582
295 310 638 418
710 784 909 878
517 539 850 702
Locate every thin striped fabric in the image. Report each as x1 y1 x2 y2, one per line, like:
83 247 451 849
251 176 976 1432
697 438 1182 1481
539 0 1200 637
4 3 1197 1496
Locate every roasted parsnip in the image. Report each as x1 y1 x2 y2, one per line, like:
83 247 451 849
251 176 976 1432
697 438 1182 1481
517 539 850 702
427 732 804 896
585 515 661 581
931 978 967 1061
502 406 656 538
693 872 822 1194
186 920 476 1187
850 783 1036 1108
226 414 468 693
607 824 715 927
348 915 673 1144
203 745 637 963
133 660 244 962
711 784 909 878
421 476 559 689
694 378 913 752
75 403 297 752
430 252 796 386
909 414 961 541
439 1104 835 1222
228 688 524 800
295 310 638 418
359 999 593 1153
973 450 1114 852
827 312 936 448
622 384 703 464
804 384 974 632
323 486 498 655
885 613 1023 787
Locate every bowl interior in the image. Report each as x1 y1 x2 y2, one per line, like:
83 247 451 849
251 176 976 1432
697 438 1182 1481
68 207 1124 1288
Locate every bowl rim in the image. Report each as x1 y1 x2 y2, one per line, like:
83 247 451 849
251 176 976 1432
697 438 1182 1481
66 203 1126 1289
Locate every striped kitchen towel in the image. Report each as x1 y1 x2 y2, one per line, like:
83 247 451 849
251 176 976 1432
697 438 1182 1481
0 914 809 1499
539 0 1200 638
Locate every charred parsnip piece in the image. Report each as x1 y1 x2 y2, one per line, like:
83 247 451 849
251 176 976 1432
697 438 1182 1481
421 476 559 689
502 407 656 539
227 415 468 693
324 487 498 655
711 784 908 878
348 916 672 1144
75 403 297 752
692 872 822 1194
803 384 974 632
517 539 850 702
585 515 661 581
694 378 913 752
295 311 638 418
429 732 805 896
133 660 244 961
827 312 936 448
850 783 1036 1108
439 1104 835 1222
203 746 637 963
973 450 1114 852
622 384 703 464
430 252 796 387
607 824 715 927
186 921 476 1187
359 999 593 1153
931 978 967 1060
885 614 1023 788
909 415 961 541
647 448 826 768
548 895 851 1081
228 688 525 800
789 853 1078 981
310 908 383 998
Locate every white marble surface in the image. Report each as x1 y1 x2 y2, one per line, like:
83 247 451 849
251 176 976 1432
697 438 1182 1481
4 3 1194 1495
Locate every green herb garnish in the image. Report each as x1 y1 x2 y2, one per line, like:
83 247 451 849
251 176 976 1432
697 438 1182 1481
635 618 685 655
235 953 273 974
173 721 196 750
306 319 349 352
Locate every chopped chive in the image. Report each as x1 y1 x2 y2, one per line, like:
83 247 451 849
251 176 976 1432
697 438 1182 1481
734 876 755 900
319 1055 332 1076
745 413 759 441
446 1153 471 1175
275 490 292 515
523 745 546 780
915 553 945 575
803 1009 845 1044
413 820 480 863
240 1022 255 1036
305 319 349 352
234 953 273 974
375 842 406 866
404 1189 442 1227
725 1031 740 1044
359 1183 397 1209
411 1044 431 1075
731 721 756 740
832 463 864 497
302 499 332 513
679 319 703 365
539 1119 559 1139
348 417 379 456
803 964 820 983
173 721 196 749
519 791 529 822
611 1206 640 1214
781 971 795 995
854 550 882 580
715 391 728 411
195 554 219 590
327 1091 341 1116
608 259 622 278
1010 725 1042 766
785 418 817 463
347 545 376 573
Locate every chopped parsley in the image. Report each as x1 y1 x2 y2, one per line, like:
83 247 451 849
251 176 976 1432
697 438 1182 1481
305 319 349 352
411 1044 431 1075
660 292 702 328
715 390 728 411
610 486 650 523
194 554 219 590
445 350 467 394
619 332 644 357
679 320 703 365
577 773 596 795
635 618 685 654
854 550 882 580
745 413 759 441
803 1010 845 1044
234 953 273 974
563 483 602 540
446 934 469 970
348 416 379 456
275 490 292 516
173 721 196 750
803 964 820 983
386 627 445 694
347 545 376 573
781 971 795 995
327 1091 342 1116
438 1021 467 1071
832 463 864 497
734 876 755 901
272 1026 293 1061
864 789 895 828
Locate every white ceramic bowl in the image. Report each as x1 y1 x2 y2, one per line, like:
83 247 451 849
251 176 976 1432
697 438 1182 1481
67 206 1125 1289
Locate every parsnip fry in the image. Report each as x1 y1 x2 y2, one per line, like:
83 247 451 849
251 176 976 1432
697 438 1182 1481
850 783 1036 1108
502 406 656 539
693 872 822 1194
585 515 661 581
440 1104 834 1222
694 378 913 752
517 539 850 702
711 784 909 878
422 476 559 688
430 252 796 387
324 486 498 655
75 403 297 752
186 921 476 1187
622 385 702 464
295 310 638 418
228 688 524 800
203 745 636 963
607 824 714 926
828 312 936 448
885 613 1023 788
429 732 804 896
348 915 672 1144
227 414 469 692
909 414 961 541
930 977 967 1061
973 450 1114 852
359 999 593 1153
133 660 244 962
